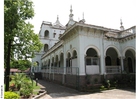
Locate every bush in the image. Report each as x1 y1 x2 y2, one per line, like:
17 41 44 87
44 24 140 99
4 91 20 99
20 82 33 98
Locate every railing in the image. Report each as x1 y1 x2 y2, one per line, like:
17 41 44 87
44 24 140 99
106 66 121 74
44 67 79 75
120 26 136 37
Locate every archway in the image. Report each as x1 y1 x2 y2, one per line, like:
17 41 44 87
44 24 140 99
105 47 121 73
60 53 64 67
85 48 99 74
124 49 135 73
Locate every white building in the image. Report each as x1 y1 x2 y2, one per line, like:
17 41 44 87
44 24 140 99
32 6 136 88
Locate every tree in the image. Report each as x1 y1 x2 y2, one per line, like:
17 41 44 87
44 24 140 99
4 0 43 91
10 59 32 71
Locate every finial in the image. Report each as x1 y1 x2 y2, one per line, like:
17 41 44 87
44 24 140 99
69 5 74 20
70 5 73 14
57 15 59 21
120 18 124 30
120 18 123 26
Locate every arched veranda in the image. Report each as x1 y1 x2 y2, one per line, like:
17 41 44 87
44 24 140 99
105 47 121 74
124 49 135 73
85 48 100 74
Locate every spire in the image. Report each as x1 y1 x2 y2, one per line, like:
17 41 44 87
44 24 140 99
53 15 64 28
79 12 85 23
55 15 60 24
120 18 124 30
70 5 73 14
57 15 59 21
69 5 74 20
82 12 85 23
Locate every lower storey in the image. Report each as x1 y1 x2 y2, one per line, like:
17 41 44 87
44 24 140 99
40 73 126 90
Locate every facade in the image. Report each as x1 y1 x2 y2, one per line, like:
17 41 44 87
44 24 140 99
32 6 136 88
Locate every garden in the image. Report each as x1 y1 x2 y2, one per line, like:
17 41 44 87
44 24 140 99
4 73 41 99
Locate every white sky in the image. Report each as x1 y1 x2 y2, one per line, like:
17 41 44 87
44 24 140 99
29 0 136 34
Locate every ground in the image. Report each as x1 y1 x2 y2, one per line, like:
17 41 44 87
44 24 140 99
37 80 135 99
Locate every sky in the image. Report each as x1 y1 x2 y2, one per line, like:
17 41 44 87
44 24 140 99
29 0 136 34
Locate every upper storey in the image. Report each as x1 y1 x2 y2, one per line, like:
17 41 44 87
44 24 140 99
39 17 65 40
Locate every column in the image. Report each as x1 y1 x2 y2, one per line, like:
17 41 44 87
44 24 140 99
100 32 106 75
63 53 66 84
120 56 125 72
49 58 51 80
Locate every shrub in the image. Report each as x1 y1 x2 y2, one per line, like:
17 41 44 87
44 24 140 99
4 91 20 99
20 82 33 97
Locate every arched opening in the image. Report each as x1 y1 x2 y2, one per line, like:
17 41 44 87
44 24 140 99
105 56 111 66
44 30 49 38
105 47 121 73
67 52 71 67
85 48 99 74
51 57 54 67
60 53 64 67
72 50 77 58
86 48 98 65
124 49 135 73
55 55 59 67
44 44 49 52
35 61 39 72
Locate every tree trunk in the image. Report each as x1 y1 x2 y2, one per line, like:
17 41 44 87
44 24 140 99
5 40 11 91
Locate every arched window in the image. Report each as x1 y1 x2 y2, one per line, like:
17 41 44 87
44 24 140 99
44 30 49 37
44 44 49 52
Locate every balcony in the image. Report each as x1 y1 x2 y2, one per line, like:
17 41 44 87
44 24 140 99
106 66 121 74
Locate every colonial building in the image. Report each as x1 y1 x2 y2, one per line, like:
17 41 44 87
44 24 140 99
32 6 136 88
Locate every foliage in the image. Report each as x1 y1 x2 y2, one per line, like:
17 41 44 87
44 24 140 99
10 59 32 71
10 73 30 90
4 91 20 99
4 0 43 91
20 82 33 97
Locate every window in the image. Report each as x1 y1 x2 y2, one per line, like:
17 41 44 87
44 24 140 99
44 44 49 52
44 30 49 37
53 33 56 38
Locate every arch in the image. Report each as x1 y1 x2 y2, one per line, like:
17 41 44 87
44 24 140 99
66 51 72 58
55 55 59 62
44 30 49 37
127 57 133 73
105 56 112 66
36 61 39 66
60 52 64 67
48 59 50 66
44 44 49 52
59 50 63 60
86 48 98 57
72 50 77 58
104 46 121 57
122 46 135 57
85 45 100 57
